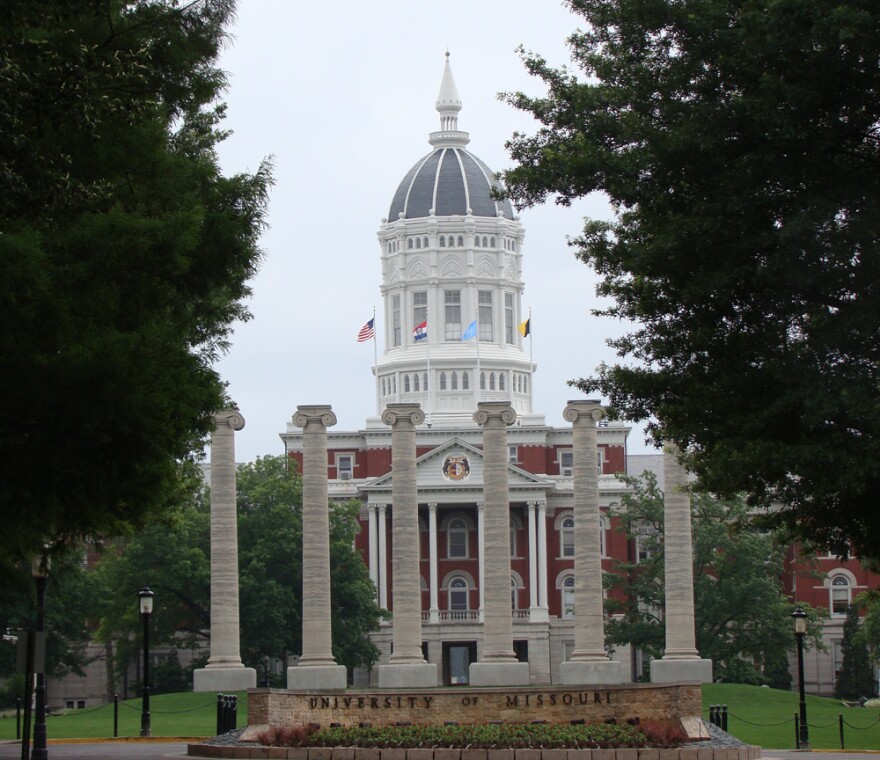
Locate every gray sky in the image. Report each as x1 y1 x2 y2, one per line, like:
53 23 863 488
211 0 653 461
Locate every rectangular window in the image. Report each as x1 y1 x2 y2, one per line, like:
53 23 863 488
444 290 461 341
478 290 493 341
597 448 604 475
504 292 515 344
413 291 427 334
336 454 353 481
392 294 401 347
559 450 573 476
508 445 518 464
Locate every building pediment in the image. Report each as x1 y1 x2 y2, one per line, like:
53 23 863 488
359 437 552 499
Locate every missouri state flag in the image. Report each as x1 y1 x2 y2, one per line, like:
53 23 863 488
413 321 428 341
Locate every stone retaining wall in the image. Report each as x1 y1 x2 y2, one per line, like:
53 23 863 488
248 684 701 728
187 745 762 760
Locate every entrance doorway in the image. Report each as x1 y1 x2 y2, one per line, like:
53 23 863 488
443 641 477 686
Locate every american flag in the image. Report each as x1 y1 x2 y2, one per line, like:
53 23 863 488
357 318 375 343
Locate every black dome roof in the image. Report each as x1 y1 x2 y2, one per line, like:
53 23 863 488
389 147 514 221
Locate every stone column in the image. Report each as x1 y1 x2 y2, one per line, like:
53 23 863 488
287 405 346 690
560 401 624 684
470 402 529 686
536 501 549 613
368 504 379 597
428 503 439 623
378 504 389 610
651 442 713 683
528 503 538 611
477 502 485 621
194 409 256 691
378 403 437 687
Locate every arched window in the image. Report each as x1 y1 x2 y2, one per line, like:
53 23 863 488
392 375 397 394
462 372 469 390
413 373 420 392
560 516 575 558
490 236 496 247
480 372 486 390
439 235 446 247
415 237 422 249
439 371 447 390
449 576 469 611
423 372 429 390
562 575 575 618
447 518 468 558
499 373 505 391
404 374 411 393
457 235 464 247
451 371 458 390
489 372 496 390
423 236 429 248
831 575 852 616
483 236 489 247
407 238 413 250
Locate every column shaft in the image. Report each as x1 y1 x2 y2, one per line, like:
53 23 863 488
378 505 388 610
528 503 538 611
428 503 439 622
536 501 548 610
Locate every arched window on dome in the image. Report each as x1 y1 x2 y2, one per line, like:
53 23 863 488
439 235 446 247
462 372 469 390
439 372 447 390
499 373 505 391
413 373 420 392
404 374 411 393
489 372 496 390
457 235 464 247
483 236 489 247
490 236 496 247
392 375 397 394
423 236 429 248
451 371 458 390
423 372 429 390
480 372 486 390
415 237 421 249
407 238 413 249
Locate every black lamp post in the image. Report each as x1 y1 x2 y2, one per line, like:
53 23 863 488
138 587 154 738
792 607 810 749
31 554 50 760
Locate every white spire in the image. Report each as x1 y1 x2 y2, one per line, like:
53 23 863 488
429 52 469 148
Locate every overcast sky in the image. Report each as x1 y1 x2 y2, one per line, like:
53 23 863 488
211 0 653 462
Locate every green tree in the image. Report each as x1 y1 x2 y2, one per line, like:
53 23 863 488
835 605 875 699
95 455 385 688
501 0 880 561
0 0 272 564
605 472 823 684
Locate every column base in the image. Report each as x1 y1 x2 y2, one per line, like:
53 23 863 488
528 607 550 623
559 659 625 685
469 661 530 687
287 664 348 690
377 662 438 688
650 658 713 684
193 667 257 692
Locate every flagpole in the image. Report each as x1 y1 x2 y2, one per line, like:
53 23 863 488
427 330 432 426
475 308 480 406
372 306 379 416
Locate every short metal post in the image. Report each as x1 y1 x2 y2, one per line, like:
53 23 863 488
721 704 728 732
839 713 844 750
113 694 119 738
216 693 223 735
794 713 800 749
231 695 238 731
15 698 20 740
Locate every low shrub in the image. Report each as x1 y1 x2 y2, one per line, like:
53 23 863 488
258 720 688 748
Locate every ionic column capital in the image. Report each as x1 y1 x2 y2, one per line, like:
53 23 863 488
381 403 425 428
563 399 604 424
473 402 517 427
214 408 246 432
293 405 337 429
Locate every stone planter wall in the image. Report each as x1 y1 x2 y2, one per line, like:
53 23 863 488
187 745 762 760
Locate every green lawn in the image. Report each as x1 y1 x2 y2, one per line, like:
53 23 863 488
0 691 247 740
702 683 880 750
1 684 878 749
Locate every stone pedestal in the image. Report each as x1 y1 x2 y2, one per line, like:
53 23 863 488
559 659 625 685
650 658 714 684
377 663 438 689
468 661 531 687
193 667 256 692
287 664 348 691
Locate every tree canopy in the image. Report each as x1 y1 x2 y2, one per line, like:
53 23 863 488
604 472 823 685
0 0 272 563
501 0 880 560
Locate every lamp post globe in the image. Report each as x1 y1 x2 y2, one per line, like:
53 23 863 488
791 607 810 749
138 587 154 738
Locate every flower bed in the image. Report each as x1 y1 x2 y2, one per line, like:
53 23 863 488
257 721 688 749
